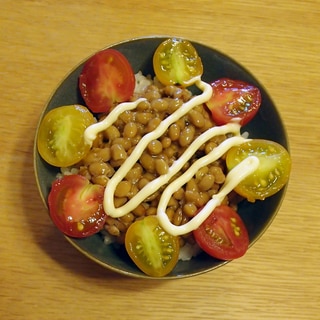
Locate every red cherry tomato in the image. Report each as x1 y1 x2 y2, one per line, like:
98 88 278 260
79 49 135 113
193 205 249 260
205 78 261 126
48 175 107 238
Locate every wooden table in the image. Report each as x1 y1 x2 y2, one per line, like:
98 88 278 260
1 1 319 319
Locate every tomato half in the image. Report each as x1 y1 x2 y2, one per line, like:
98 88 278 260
37 105 95 167
226 139 291 202
48 175 107 238
153 38 203 86
125 216 180 277
193 205 249 260
205 78 261 126
79 49 135 113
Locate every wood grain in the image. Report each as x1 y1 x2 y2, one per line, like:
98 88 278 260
1 1 319 319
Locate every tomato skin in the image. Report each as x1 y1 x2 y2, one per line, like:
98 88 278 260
37 105 95 167
205 78 261 126
79 49 135 113
48 175 107 238
125 216 180 277
153 38 203 86
226 139 291 202
193 205 249 260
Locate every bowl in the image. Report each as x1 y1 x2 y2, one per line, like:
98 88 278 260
34 36 289 279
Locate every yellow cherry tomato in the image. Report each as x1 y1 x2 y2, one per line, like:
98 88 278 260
125 216 180 277
153 38 203 86
37 105 95 167
226 139 291 202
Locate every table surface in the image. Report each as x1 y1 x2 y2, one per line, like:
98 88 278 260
1 1 319 319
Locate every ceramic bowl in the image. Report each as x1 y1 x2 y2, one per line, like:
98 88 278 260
34 36 289 279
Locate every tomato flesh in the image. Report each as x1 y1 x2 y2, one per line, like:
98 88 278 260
37 105 95 167
153 38 203 86
125 216 180 277
193 205 249 260
48 175 107 238
206 78 261 126
226 139 291 202
79 48 135 113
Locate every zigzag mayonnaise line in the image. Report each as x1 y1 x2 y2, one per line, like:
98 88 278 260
157 155 259 236
84 98 147 146
105 124 246 219
104 78 212 216
83 76 260 235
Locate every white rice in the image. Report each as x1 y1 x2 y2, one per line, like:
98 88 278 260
178 242 202 261
56 166 79 179
134 71 153 94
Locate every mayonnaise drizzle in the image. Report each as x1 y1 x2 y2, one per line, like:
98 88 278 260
83 76 260 236
84 98 147 146
157 156 259 236
106 124 247 218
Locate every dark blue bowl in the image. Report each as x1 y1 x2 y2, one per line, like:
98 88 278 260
34 36 289 279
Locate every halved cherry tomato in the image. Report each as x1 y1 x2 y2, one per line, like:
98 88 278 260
193 205 249 260
37 105 95 167
205 78 261 126
226 139 291 202
48 175 107 238
153 38 203 86
125 216 180 277
79 49 135 113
